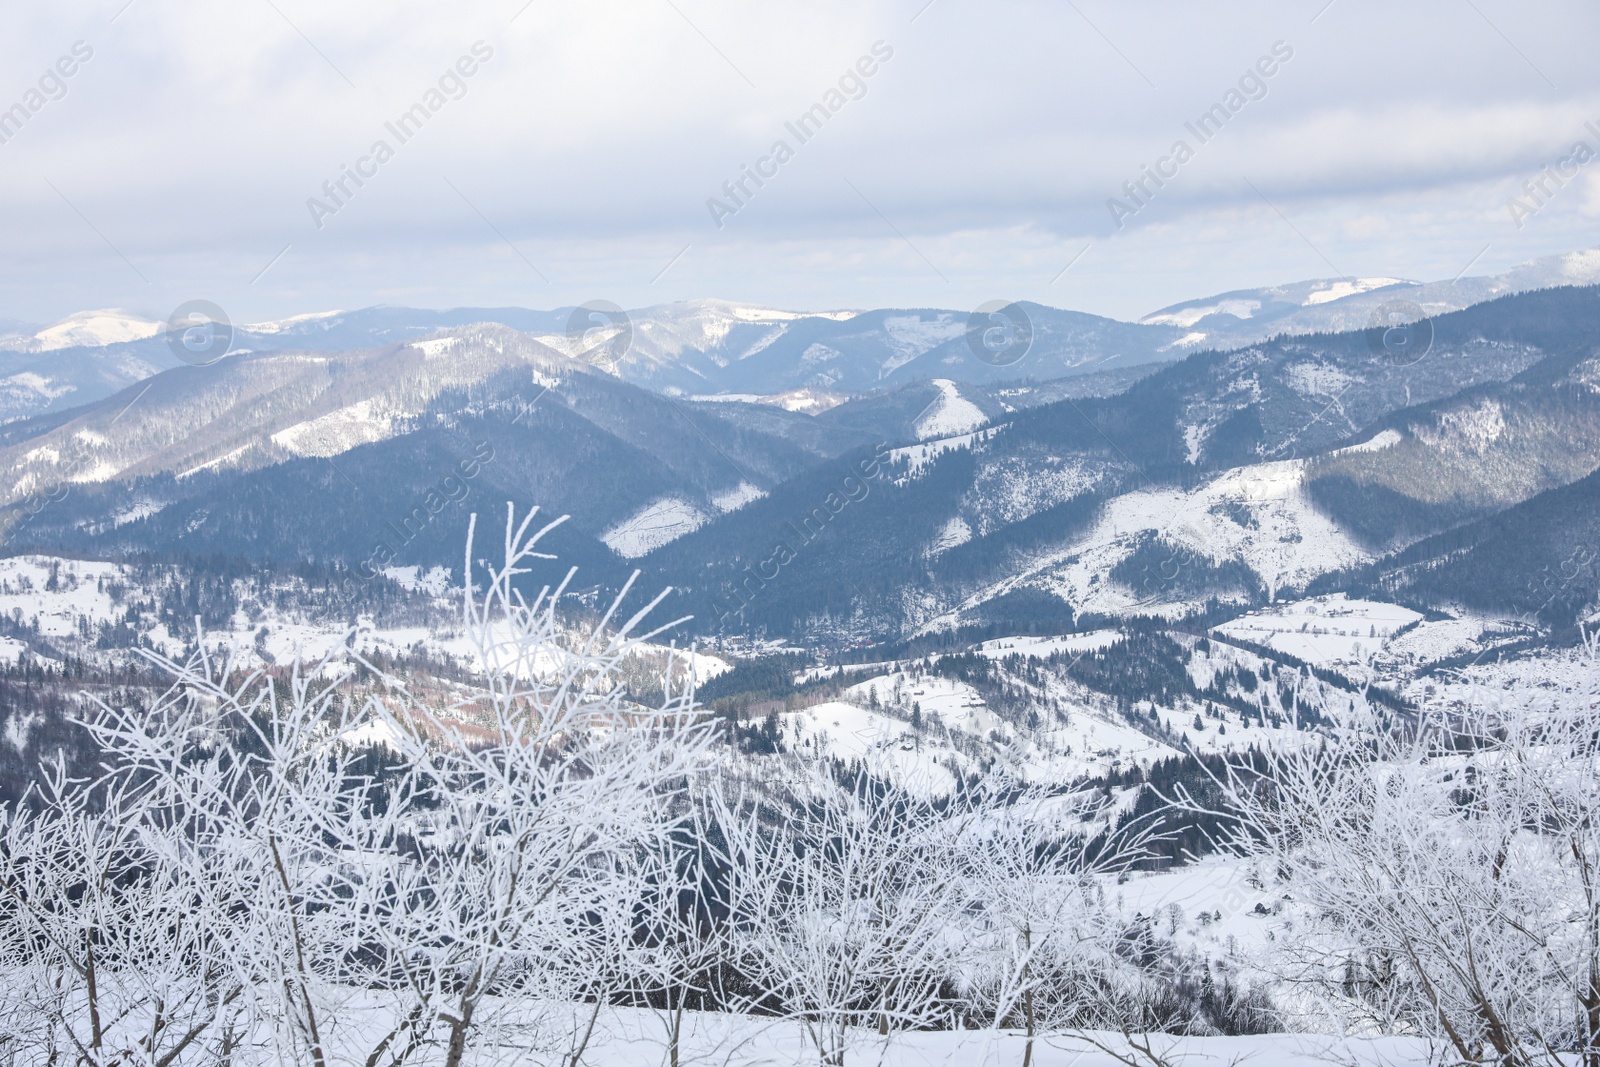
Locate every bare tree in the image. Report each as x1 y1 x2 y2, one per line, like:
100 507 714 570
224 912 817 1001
4 503 714 1067
716 761 982 1067
0 756 242 1067
1197 632 1600 1067
632 783 740 1067
957 781 1162 1067
82 638 425 1067
346 504 716 1067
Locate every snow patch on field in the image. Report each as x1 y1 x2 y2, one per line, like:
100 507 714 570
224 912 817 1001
914 380 987 440
178 444 250 478
0 372 72 400
1141 298 1261 327
735 323 787 359
888 427 1000 481
978 630 1121 659
601 498 708 558
881 314 964 375
689 388 846 413
1379 614 1502 682
712 482 765 512
687 393 764 404
242 309 343 334
846 674 1010 740
381 565 453 596
410 336 459 357
1333 427 1403 454
340 716 403 751
929 515 971 554
1112 855 1287 963
111 500 162 527
1285 361 1355 397
781 701 957 797
1304 277 1406 304
271 399 401 457
0 558 126 641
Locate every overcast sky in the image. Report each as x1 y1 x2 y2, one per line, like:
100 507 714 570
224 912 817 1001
2 0 1598 326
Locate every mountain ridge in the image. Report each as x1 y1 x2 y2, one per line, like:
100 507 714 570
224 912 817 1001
7 246 1597 426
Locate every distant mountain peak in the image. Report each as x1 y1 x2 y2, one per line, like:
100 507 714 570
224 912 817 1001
240 309 346 335
1 309 164 353
1135 246 1600 352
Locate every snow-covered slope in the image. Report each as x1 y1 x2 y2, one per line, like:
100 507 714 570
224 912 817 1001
922 456 1371 633
1140 247 1600 351
913 379 989 440
0 309 164 353
0 324 576 505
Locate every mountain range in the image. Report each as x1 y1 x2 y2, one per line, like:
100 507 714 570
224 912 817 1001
5 252 1600 650
5 247 1599 424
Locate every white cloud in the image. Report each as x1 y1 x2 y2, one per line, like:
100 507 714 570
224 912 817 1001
2 0 1599 322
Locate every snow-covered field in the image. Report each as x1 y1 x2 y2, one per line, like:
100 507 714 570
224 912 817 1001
782 700 958 796
978 630 1121 659
603 485 767 557
602 497 709 557
430 1008 1436 1066
1214 593 1422 669
33 996 1431 1067
0 554 730 687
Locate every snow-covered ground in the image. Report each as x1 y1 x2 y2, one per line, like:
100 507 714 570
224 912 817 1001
843 673 1010 739
887 425 1002 481
0 554 727 688
58 996 1432 1066
781 700 959 797
602 485 765 557
978 630 1121 659
4 308 163 351
470 1007 1433 1066
0 551 1554 802
773 622 1383 790
913 379 988 440
602 497 709 557
1113 854 1285 959
1214 594 1422 669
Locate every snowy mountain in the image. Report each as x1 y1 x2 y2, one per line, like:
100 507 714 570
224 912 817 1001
1140 248 1600 351
637 286 1600 640
7 246 1598 428
0 308 165 352
0 299 1186 426
0 323 892 580
3 278 1599 648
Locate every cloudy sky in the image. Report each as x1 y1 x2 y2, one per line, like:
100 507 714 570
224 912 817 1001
2 0 1598 326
